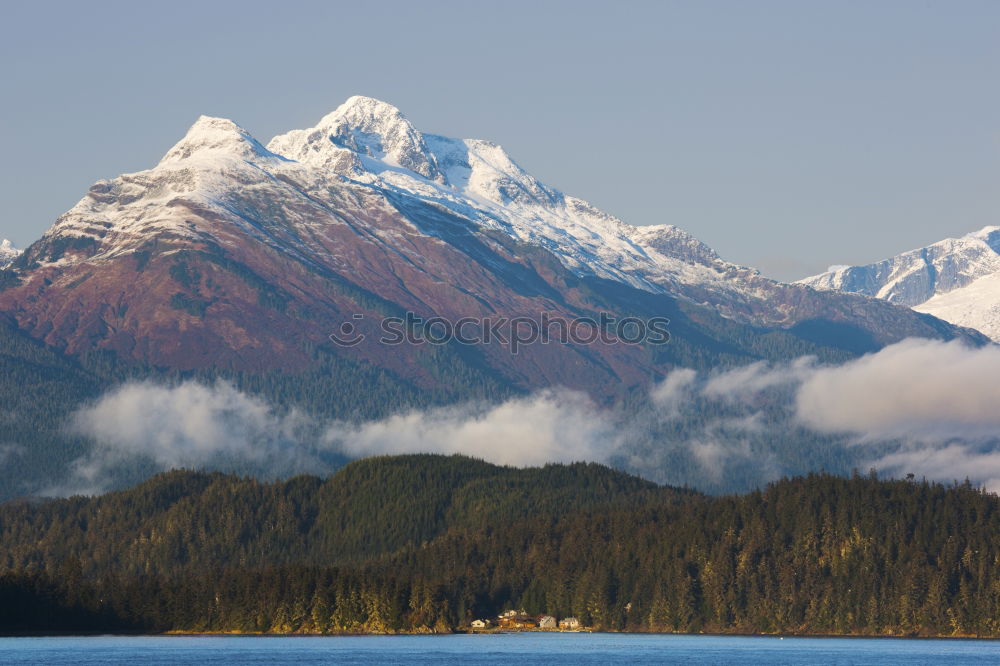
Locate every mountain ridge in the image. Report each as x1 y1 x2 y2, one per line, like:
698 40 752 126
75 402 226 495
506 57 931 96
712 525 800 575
5 96 980 359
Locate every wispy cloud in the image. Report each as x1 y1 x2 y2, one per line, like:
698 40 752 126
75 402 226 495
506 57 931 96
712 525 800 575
796 338 1000 441
703 356 817 401
63 380 330 495
651 339 1000 491
60 382 622 494
870 444 1000 493
326 389 618 467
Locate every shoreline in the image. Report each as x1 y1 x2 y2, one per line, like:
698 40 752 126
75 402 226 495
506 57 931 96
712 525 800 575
3 630 997 641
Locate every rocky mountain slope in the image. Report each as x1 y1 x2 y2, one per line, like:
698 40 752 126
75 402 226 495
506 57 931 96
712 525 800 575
801 226 1000 341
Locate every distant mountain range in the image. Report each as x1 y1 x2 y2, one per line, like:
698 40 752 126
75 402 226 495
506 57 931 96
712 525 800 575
801 226 1000 341
0 96 988 498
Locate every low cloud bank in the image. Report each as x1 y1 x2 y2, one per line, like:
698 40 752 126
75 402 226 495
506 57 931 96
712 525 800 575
797 338 1000 440
59 338 1000 495
63 382 618 495
64 381 327 495
654 338 1000 492
796 338 1000 493
73 381 305 466
327 389 617 467
872 444 1000 494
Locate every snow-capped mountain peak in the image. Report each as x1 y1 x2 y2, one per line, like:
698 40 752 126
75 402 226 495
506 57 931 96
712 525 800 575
266 97 660 288
0 239 20 268
800 225 1000 340
801 225 1000 306
268 96 442 181
27 115 297 266
159 115 279 165
267 97 562 208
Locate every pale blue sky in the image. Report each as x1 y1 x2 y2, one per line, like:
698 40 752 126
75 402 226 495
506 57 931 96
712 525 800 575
2 0 998 280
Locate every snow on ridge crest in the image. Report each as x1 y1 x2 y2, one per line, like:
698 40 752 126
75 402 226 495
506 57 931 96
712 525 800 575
262 96 767 298
966 225 1000 238
267 97 564 209
159 115 279 165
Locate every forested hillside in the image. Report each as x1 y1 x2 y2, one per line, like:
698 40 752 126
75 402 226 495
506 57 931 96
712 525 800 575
1 456 998 637
0 455 678 575
0 315 105 497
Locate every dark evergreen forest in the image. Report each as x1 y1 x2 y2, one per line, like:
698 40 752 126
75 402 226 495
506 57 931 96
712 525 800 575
1 455 997 637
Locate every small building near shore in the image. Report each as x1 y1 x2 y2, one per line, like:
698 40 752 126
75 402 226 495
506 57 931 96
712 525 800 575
498 613 536 629
559 617 581 630
471 619 491 629
538 615 557 629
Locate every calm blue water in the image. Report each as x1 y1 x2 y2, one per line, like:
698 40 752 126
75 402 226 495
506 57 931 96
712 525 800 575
0 633 997 665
